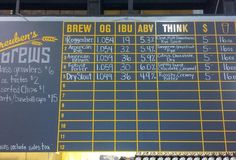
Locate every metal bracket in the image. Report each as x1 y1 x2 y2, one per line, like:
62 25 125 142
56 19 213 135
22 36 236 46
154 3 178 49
205 0 236 14
15 0 20 14
223 0 236 14
87 0 103 16
128 0 134 15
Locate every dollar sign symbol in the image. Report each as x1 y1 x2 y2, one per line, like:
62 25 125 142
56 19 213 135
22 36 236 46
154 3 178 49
203 24 208 33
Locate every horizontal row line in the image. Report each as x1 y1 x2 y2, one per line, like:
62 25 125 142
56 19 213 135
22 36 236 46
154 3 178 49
60 100 236 102
61 81 236 82
61 71 236 73
60 90 236 92
62 43 236 46
58 141 236 143
59 120 236 122
61 62 236 64
62 52 236 54
59 129 236 133
58 130 236 133
59 110 236 112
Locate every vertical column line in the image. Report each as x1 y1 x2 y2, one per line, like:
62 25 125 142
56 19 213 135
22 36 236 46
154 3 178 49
135 22 139 151
214 21 228 151
114 22 117 151
57 21 65 152
92 22 96 151
155 22 161 151
193 21 205 152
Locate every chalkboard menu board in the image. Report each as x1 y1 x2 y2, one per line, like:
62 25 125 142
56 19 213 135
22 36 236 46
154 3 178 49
0 22 61 151
0 17 236 152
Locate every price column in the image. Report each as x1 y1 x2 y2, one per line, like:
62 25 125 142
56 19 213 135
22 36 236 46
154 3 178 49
116 22 136 151
195 22 225 151
216 21 236 151
59 22 95 151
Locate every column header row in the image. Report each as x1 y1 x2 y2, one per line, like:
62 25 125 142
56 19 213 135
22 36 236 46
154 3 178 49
64 22 236 35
